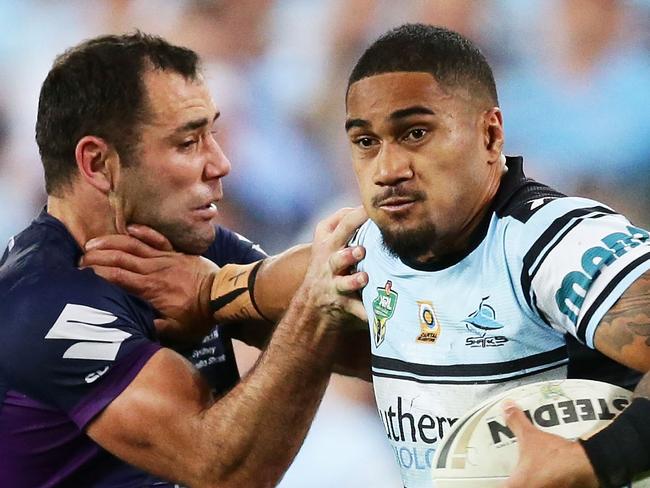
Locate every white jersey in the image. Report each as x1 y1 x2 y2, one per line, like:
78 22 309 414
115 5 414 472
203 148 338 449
353 157 650 488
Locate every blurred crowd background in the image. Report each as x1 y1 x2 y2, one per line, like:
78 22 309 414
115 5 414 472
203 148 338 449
0 0 648 486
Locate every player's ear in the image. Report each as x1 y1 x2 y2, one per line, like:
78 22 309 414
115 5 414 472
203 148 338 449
483 107 504 164
74 135 120 194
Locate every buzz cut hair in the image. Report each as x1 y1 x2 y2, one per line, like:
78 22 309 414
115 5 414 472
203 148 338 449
347 23 498 106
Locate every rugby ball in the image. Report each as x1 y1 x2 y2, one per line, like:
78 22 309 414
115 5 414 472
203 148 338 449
431 379 650 487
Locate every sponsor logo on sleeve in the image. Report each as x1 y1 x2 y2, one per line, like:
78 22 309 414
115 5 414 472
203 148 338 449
556 225 649 324
45 304 131 361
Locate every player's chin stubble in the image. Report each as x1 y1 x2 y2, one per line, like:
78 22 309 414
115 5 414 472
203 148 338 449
133 208 214 255
378 220 437 264
158 221 214 255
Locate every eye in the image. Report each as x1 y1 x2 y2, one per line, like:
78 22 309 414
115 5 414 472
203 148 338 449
354 136 377 149
180 139 198 149
403 128 427 142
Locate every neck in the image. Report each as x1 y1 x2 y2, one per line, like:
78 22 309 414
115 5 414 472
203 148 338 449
412 157 507 267
47 188 118 250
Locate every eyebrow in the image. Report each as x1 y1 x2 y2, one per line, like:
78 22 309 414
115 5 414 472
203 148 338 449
345 105 435 132
345 118 369 131
389 106 435 120
173 112 221 134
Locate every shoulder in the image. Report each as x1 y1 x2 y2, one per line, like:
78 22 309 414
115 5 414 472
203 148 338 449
492 158 621 255
0 254 156 348
12 270 153 334
204 225 268 266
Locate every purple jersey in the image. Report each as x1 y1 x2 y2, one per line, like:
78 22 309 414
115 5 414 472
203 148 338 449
0 211 266 487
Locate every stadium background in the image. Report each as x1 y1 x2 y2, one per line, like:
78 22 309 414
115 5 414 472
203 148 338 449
0 1 648 485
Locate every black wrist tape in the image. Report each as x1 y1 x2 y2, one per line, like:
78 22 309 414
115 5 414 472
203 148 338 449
580 397 650 488
246 259 269 322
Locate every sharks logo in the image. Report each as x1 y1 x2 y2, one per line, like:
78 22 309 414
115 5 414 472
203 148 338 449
462 297 508 348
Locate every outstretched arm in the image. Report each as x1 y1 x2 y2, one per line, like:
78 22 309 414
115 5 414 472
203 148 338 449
82 212 372 380
216 242 372 380
87 207 369 487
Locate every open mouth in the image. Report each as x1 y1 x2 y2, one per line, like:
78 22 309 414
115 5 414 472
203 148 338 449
193 202 219 219
197 202 218 211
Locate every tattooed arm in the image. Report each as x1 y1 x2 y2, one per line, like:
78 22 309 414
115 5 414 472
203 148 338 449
593 269 650 393
503 270 650 488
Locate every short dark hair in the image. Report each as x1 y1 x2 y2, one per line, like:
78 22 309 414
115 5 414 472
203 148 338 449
36 32 201 195
347 24 498 106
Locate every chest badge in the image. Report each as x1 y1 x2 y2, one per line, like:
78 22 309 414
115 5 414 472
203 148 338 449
462 296 509 348
416 300 441 344
371 280 398 347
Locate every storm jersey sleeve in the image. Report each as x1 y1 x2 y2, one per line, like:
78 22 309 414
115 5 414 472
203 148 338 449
181 225 267 393
205 225 268 266
513 197 650 348
0 269 160 429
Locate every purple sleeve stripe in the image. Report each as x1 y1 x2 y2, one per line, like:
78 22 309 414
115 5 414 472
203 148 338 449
69 342 162 428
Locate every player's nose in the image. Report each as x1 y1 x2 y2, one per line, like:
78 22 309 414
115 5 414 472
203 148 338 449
373 145 413 186
204 139 231 180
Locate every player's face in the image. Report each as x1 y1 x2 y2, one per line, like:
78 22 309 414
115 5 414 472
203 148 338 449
346 72 500 263
118 69 230 254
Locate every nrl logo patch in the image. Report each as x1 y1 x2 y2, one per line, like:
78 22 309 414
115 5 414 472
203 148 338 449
416 300 441 344
372 280 398 347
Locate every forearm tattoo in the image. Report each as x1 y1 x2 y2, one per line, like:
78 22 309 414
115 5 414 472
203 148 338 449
597 271 650 399
598 272 650 350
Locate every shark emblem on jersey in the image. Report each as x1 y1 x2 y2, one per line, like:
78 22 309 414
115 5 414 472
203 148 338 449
416 300 441 344
462 297 508 348
372 280 398 347
463 297 502 331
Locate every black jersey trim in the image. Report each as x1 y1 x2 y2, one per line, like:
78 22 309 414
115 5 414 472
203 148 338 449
576 253 650 343
520 206 617 312
493 156 565 223
372 361 567 385
371 346 567 379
